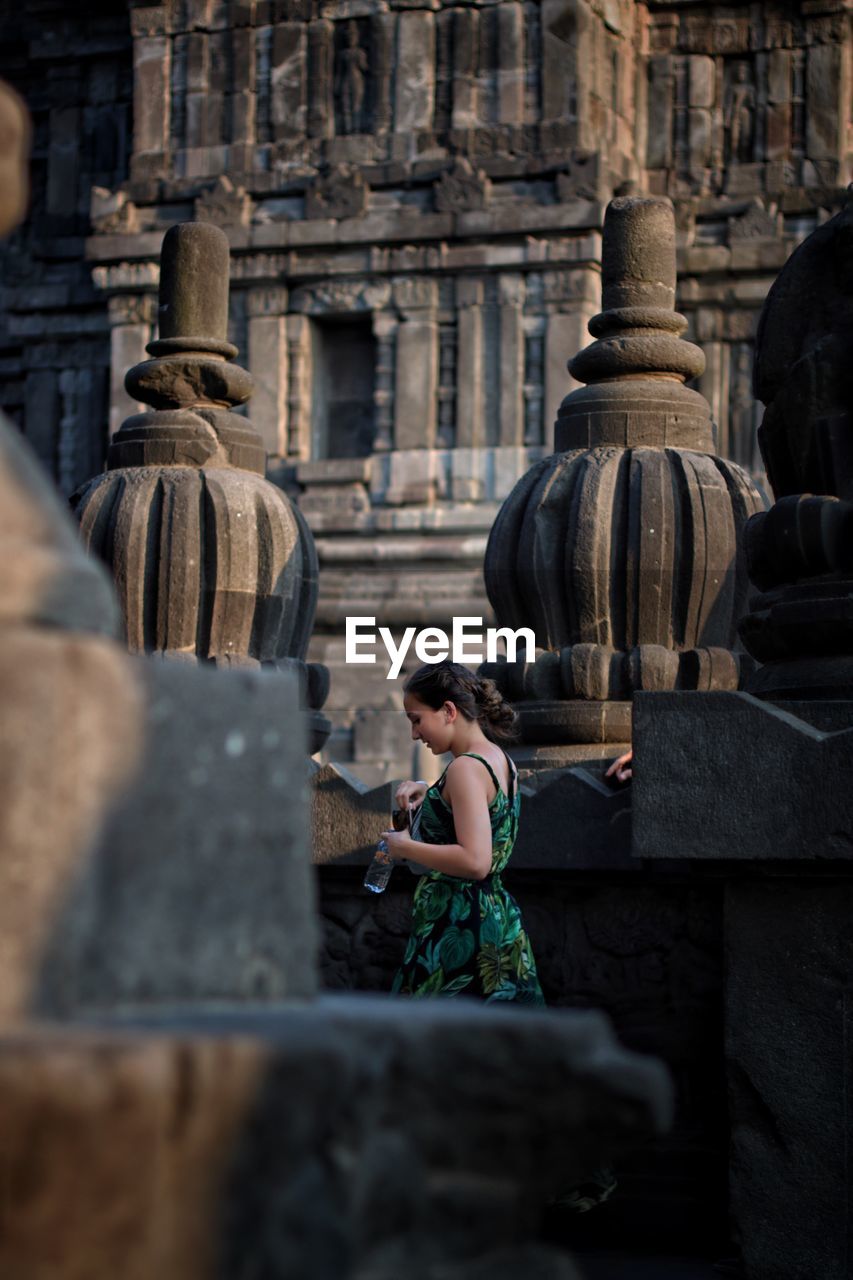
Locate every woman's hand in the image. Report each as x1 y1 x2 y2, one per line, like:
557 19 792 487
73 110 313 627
605 750 633 783
395 779 428 810
380 827 415 861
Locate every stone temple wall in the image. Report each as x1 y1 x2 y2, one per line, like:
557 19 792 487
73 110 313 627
0 0 850 778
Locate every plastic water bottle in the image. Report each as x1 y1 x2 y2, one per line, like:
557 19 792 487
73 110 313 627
363 838 394 894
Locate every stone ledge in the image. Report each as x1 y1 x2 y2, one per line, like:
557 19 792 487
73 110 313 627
0 1000 670 1278
632 691 853 861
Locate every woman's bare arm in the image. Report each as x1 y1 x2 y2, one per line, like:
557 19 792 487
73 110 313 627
382 757 493 879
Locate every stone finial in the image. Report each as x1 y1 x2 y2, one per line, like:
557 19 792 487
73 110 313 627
739 198 853 700
74 221 330 750
558 197 711 453
482 195 763 758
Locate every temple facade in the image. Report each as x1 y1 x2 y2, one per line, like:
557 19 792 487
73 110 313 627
0 0 850 776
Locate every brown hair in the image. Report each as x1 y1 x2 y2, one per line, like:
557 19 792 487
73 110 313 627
403 660 519 744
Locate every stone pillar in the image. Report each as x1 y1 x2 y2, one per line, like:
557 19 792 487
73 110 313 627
247 287 289 460
647 55 674 170
766 48 792 163
286 313 312 460
740 196 853 700
452 9 479 130
24 370 59 473
393 279 438 450
57 367 96 498
482 197 763 762
395 12 435 133
206 28 229 149
131 34 171 174
498 274 524 447
307 20 334 139
372 311 397 452
230 26 257 147
372 13 395 134
45 108 81 220
497 2 525 125
541 0 564 123
272 21 307 142
805 40 845 165
107 295 155 440
455 277 485 449
74 223 329 748
185 31 209 150
543 268 600 427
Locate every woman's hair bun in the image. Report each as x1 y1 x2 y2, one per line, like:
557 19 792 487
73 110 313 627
403 661 519 743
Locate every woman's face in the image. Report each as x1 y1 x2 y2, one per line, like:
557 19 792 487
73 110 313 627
403 693 453 754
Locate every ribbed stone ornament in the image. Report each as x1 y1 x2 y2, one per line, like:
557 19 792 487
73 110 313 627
483 196 764 751
739 195 853 701
74 222 330 750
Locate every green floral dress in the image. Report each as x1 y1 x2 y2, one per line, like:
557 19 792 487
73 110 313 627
391 752 544 1004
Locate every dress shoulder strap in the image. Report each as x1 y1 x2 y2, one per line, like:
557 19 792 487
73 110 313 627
501 749 518 804
457 752 503 796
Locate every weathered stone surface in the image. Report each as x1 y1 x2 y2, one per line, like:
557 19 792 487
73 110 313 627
484 196 763 749
193 175 253 227
310 761 395 863
741 197 853 701
434 157 491 214
632 691 853 861
35 658 317 1015
74 222 328 752
514 761 633 870
305 163 368 220
158 221 231 341
0 403 317 1018
726 882 853 1280
0 998 670 1278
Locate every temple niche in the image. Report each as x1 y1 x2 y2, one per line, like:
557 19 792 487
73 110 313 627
0 0 850 778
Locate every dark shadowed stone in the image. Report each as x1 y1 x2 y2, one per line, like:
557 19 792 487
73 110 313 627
726 882 853 1280
632 691 853 861
741 198 853 702
33 659 317 1014
513 761 634 870
0 1000 670 1276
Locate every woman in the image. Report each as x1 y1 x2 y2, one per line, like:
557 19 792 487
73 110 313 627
380 660 544 1004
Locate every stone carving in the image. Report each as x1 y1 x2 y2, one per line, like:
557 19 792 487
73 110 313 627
739 193 853 699
290 276 391 315
483 196 764 750
728 198 782 241
555 152 602 203
304 162 368 220
193 175 252 228
335 19 368 136
106 293 157 327
434 156 491 214
392 276 437 313
724 62 756 165
73 221 330 747
90 187 140 236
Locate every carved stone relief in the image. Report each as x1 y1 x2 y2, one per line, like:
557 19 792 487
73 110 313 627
434 157 491 214
304 163 369 220
193 175 253 228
